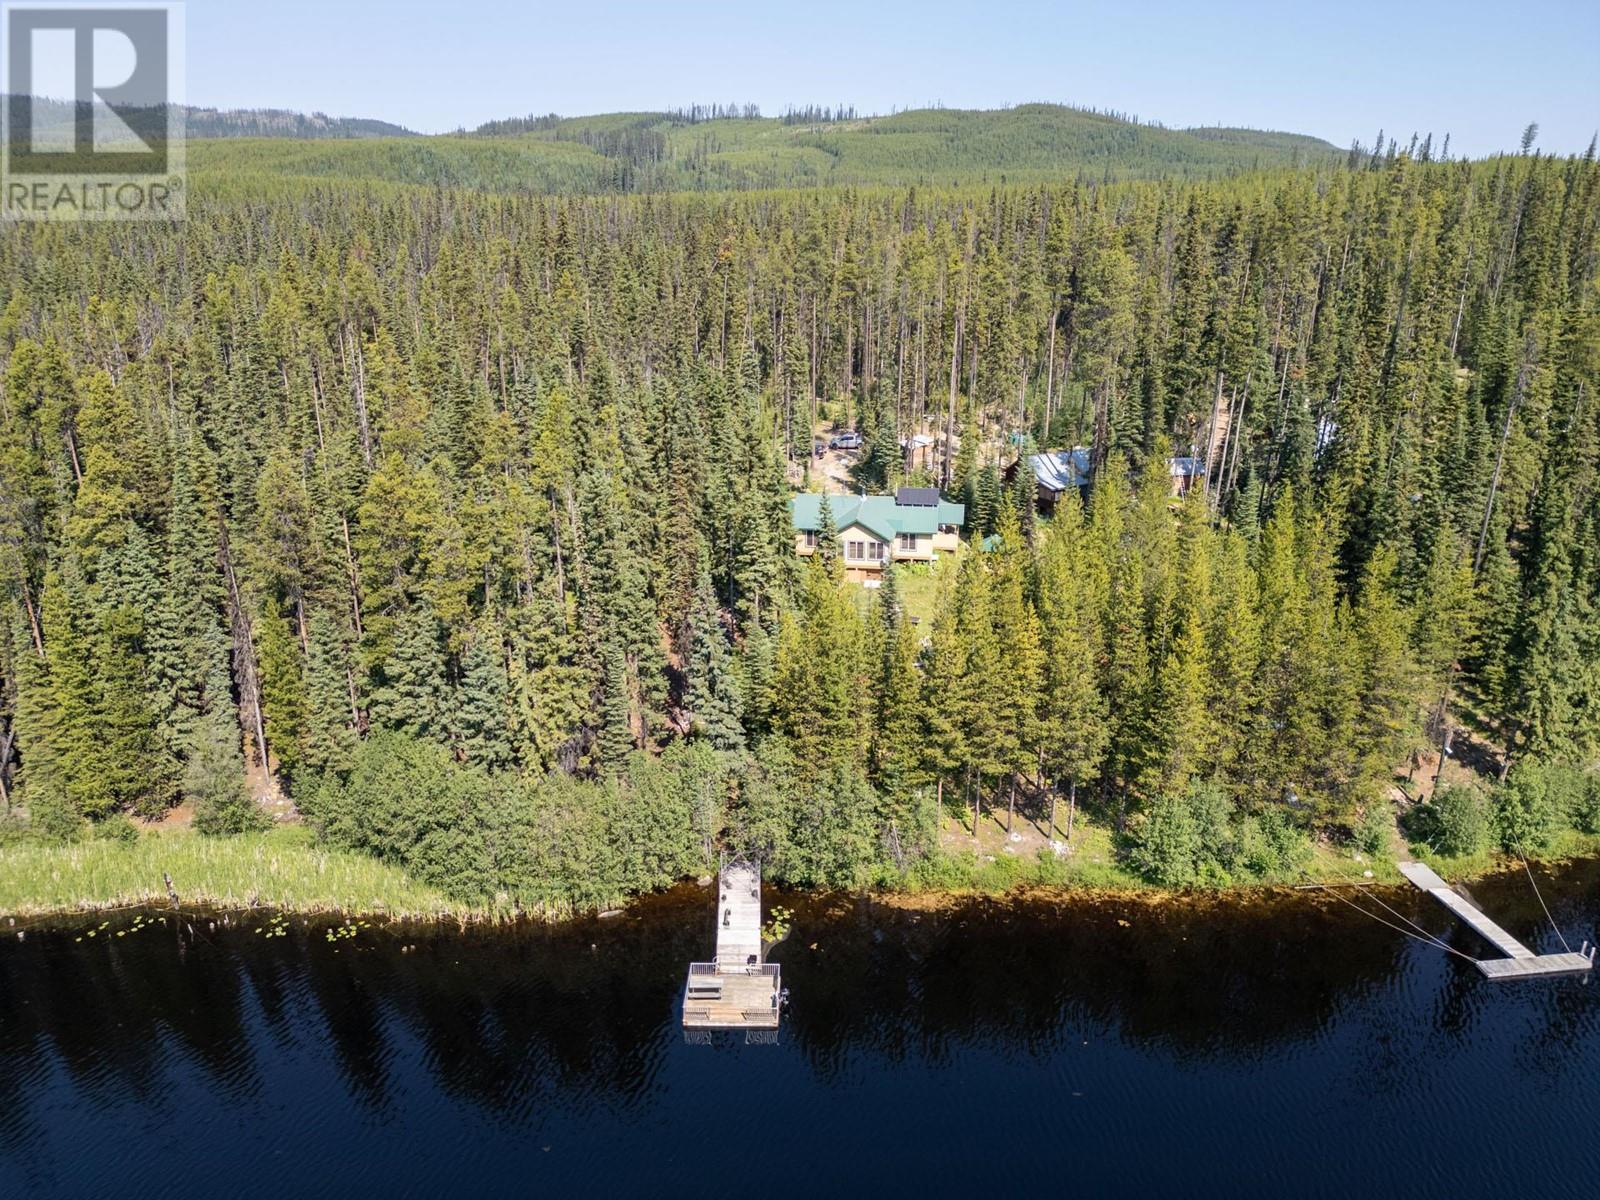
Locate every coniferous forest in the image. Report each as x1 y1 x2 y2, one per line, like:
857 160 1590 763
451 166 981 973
2 140 1598 909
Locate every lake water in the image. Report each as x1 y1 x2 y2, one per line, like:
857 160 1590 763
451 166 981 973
3 862 1599 1199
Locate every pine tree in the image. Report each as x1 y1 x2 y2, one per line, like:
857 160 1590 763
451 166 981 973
1104 547 1155 817
948 552 1003 825
771 552 866 769
869 564 925 794
162 451 234 748
686 568 745 750
1035 498 1108 837
1509 469 1586 764
1350 547 1419 799
34 559 93 821
1151 547 1214 796
988 504 1044 829
9 611 74 837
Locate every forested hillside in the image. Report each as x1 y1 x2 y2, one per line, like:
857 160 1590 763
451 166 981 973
1 146 1597 906
187 104 1342 194
8 97 416 140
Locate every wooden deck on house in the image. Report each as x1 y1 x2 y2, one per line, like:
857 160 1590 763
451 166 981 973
681 860 782 1031
1397 861 1596 980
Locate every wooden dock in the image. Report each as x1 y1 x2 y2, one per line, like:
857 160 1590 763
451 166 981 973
681 860 781 1032
1397 861 1595 980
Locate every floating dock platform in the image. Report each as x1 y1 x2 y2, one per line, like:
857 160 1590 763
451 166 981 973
681 859 781 1033
1397 861 1595 980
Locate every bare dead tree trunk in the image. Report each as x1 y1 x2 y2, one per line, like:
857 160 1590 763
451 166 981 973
346 665 363 731
0 727 14 809
944 308 962 488
21 578 44 657
348 326 373 469
340 515 363 640
1430 665 1457 797
64 429 83 484
308 355 328 454
218 519 269 771
549 487 569 615
1474 336 1535 572
1448 243 1474 360
1044 304 1059 436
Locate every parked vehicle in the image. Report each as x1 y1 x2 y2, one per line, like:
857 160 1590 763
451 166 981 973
830 431 863 450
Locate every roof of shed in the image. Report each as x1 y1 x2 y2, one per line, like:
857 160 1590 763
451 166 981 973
1024 449 1091 492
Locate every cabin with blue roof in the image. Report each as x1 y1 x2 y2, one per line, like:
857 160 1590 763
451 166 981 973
790 488 965 581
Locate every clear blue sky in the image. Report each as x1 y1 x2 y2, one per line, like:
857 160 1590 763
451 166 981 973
188 0 1600 156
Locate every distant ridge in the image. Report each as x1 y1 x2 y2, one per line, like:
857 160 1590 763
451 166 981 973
177 102 1344 195
4 96 416 139
184 106 417 139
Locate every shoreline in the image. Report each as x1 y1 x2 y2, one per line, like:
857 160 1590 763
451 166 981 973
4 821 1597 929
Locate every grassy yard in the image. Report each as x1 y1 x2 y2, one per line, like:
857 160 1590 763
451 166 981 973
893 545 961 629
0 824 491 921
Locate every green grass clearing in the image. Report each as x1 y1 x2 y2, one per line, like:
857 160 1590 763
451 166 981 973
0 824 493 921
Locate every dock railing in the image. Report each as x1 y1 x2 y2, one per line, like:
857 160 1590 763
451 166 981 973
687 961 779 981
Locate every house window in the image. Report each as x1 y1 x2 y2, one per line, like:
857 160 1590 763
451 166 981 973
897 533 918 552
868 541 885 562
803 530 817 549
847 540 865 560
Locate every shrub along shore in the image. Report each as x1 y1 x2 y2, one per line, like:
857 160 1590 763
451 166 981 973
4 766 1596 924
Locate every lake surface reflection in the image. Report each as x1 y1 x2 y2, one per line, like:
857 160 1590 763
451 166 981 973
4 863 1599 1199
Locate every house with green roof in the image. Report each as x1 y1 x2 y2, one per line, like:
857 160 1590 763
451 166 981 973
790 487 966 580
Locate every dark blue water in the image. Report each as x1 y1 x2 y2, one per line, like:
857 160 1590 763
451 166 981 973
3 862 1599 1200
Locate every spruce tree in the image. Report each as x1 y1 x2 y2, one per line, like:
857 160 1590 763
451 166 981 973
686 569 745 750
369 604 449 743
187 710 265 835
301 610 357 775
456 625 514 769
814 493 841 577
256 596 307 777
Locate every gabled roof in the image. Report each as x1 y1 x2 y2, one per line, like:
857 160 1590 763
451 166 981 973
1024 449 1091 492
791 492 964 540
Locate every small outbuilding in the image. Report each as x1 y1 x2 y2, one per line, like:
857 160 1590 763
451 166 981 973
1168 456 1205 497
1005 448 1091 514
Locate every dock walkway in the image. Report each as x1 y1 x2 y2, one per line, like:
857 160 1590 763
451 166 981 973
1397 861 1594 980
682 860 781 1032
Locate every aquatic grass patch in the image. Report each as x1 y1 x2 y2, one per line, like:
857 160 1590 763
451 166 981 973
1409 827 1600 884
0 824 499 921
